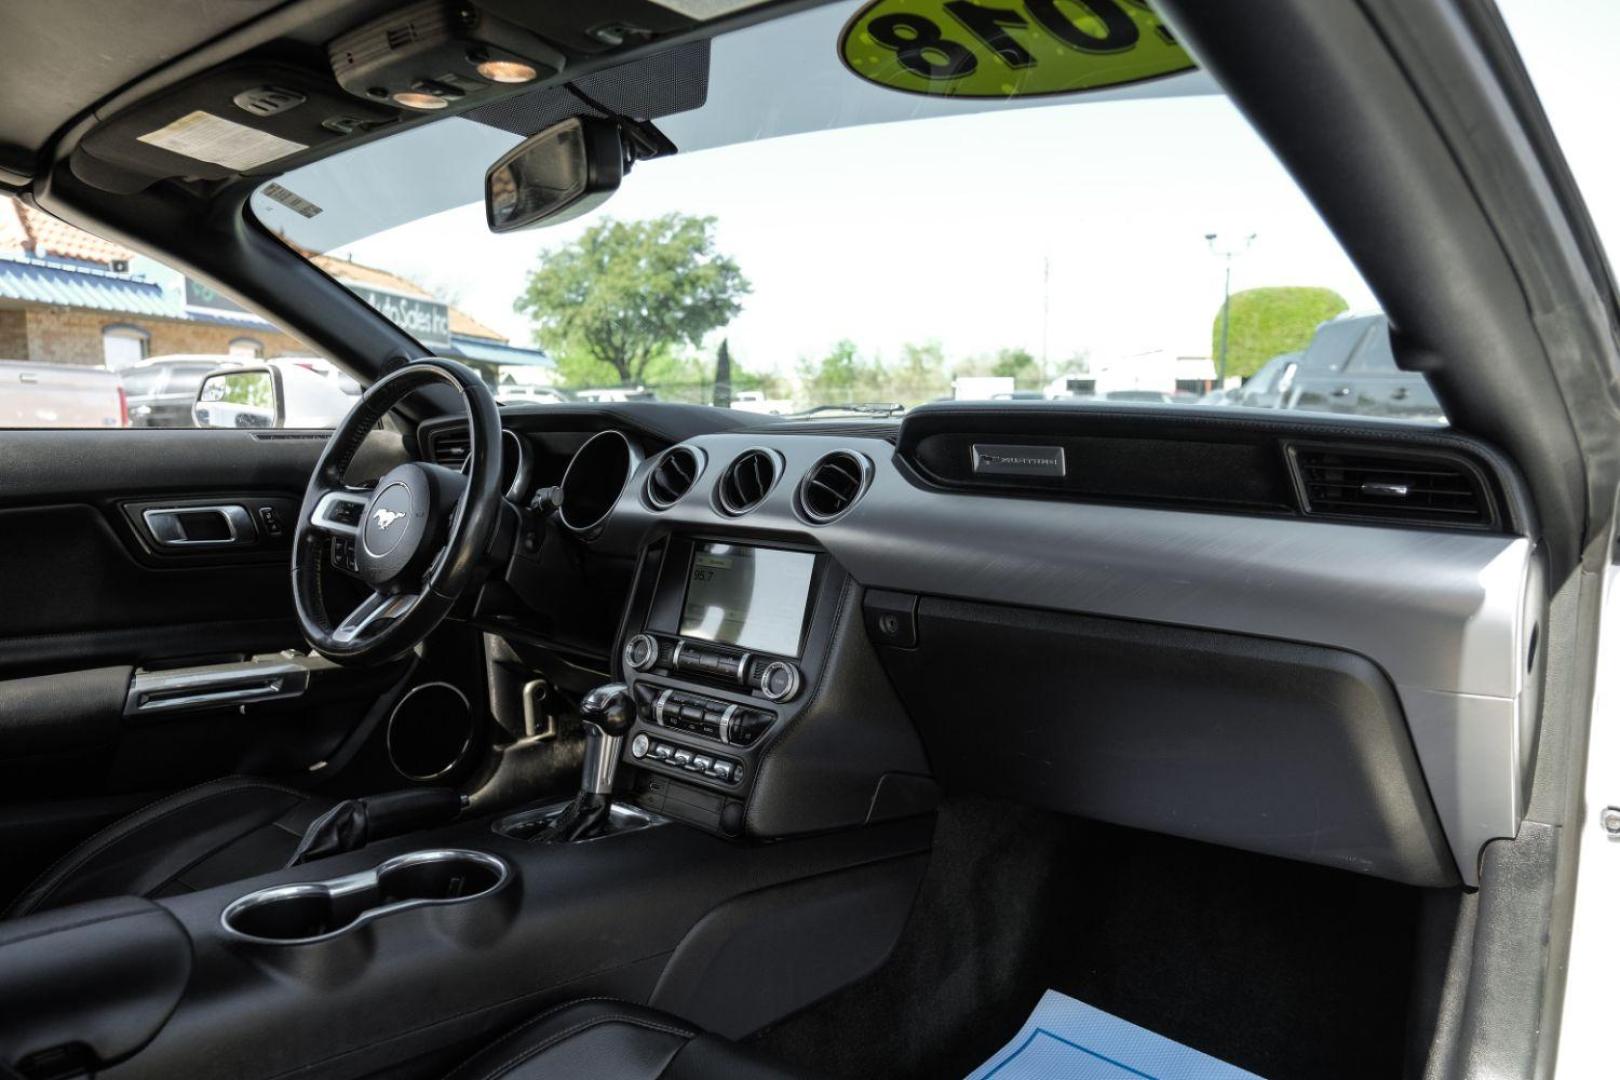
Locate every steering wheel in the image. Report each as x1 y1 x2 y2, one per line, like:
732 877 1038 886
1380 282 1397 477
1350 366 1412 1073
292 358 503 665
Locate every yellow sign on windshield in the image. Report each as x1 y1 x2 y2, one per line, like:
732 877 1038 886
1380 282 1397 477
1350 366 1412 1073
839 0 1194 98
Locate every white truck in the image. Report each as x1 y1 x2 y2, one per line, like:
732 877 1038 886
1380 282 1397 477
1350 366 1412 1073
951 376 1015 401
0 360 126 428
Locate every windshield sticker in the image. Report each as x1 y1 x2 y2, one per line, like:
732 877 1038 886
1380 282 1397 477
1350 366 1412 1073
260 182 323 219
137 111 307 171
839 0 1194 99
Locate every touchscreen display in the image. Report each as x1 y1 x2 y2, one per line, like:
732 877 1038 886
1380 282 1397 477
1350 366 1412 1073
679 542 815 656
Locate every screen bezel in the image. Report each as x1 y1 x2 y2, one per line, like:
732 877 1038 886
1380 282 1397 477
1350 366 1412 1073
671 539 821 659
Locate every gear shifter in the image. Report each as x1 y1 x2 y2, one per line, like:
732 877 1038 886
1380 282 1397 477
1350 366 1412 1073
534 682 635 842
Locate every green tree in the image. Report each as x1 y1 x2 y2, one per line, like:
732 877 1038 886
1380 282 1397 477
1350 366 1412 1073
1214 286 1348 380
551 345 698 391
516 214 751 387
888 341 951 404
797 339 881 404
990 347 1043 388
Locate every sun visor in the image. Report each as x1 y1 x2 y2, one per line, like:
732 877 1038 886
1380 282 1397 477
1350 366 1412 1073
74 63 403 190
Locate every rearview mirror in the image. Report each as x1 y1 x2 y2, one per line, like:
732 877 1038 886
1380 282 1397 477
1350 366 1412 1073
193 367 282 429
485 116 624 233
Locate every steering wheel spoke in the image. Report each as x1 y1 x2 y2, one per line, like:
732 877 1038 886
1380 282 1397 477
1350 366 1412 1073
331 590 419 645
308 488 370 538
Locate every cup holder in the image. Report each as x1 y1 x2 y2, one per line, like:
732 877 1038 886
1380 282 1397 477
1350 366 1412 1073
222 849 509 946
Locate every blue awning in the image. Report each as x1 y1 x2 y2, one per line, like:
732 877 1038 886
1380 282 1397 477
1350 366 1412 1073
0 256 276 332
449 335 554 368
0 256 174 316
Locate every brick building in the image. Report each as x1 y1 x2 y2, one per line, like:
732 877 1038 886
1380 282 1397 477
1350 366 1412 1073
0 197 550 381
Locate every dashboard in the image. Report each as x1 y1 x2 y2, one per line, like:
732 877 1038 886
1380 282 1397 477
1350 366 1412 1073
419 401 1543 888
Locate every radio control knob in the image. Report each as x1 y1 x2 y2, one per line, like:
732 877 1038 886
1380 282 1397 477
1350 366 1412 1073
623 634 658 673
759 661 801 703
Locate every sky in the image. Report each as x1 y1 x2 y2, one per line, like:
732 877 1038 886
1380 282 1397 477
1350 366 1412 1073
268 0 1616 381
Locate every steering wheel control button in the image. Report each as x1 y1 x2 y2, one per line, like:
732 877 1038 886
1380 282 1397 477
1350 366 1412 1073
330 536 358 572
623 633 658 673
630 733 650 759
758 661 801 703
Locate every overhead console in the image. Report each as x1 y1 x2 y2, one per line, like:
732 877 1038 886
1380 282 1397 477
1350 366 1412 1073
65 0 739 193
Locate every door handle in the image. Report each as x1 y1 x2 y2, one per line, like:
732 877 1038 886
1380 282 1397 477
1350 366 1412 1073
142 505 256 547
125 657 322 716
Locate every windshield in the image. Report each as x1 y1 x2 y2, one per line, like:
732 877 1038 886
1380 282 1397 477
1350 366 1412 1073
253 0 1443 423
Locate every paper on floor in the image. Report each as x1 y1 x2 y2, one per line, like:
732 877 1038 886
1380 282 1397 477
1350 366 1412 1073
964 989 1265 1080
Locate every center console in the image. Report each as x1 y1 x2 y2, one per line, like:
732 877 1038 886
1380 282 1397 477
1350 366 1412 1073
612 534 933 838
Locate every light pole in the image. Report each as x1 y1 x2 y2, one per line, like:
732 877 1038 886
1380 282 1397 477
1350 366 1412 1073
1206 232 1255 388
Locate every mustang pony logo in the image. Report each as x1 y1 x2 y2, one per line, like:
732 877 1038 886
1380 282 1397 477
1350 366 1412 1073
372 507 405 530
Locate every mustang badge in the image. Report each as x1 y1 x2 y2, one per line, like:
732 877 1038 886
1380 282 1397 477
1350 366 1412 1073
372 507 404 530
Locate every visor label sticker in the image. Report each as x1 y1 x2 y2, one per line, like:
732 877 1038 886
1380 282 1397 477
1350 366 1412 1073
839 0 1194 98
137 111 307 171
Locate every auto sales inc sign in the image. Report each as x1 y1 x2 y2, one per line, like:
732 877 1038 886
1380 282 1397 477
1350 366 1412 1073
343 282 453 350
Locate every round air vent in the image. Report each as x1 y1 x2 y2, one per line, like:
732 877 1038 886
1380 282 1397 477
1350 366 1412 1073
715 449 780 516
645 446 704 510
797 451 873 523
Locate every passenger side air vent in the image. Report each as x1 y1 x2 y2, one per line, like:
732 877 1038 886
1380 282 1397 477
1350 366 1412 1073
430 429 470 470
715 449 780 516
797 451 873 524
1287 443 1497 529
645 446 704 510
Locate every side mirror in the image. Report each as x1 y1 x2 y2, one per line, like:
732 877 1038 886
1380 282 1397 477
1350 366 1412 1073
485 116 624 233
193 367 283 429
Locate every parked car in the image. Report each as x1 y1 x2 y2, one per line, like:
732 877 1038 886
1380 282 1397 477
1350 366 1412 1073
120 355 229 428
573 386 657 403
729 390 794 414
496 384 569 405
0 359 125 428
1235 316 1444 420
1234 351 1302 409
1104 389 1177 404
1282 313 1445 420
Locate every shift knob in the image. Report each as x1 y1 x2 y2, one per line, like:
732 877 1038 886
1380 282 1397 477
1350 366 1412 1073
580 682 634 737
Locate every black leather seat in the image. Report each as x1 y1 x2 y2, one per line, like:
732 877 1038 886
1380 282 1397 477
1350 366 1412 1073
446 1001 817 1080
5 776 332 919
